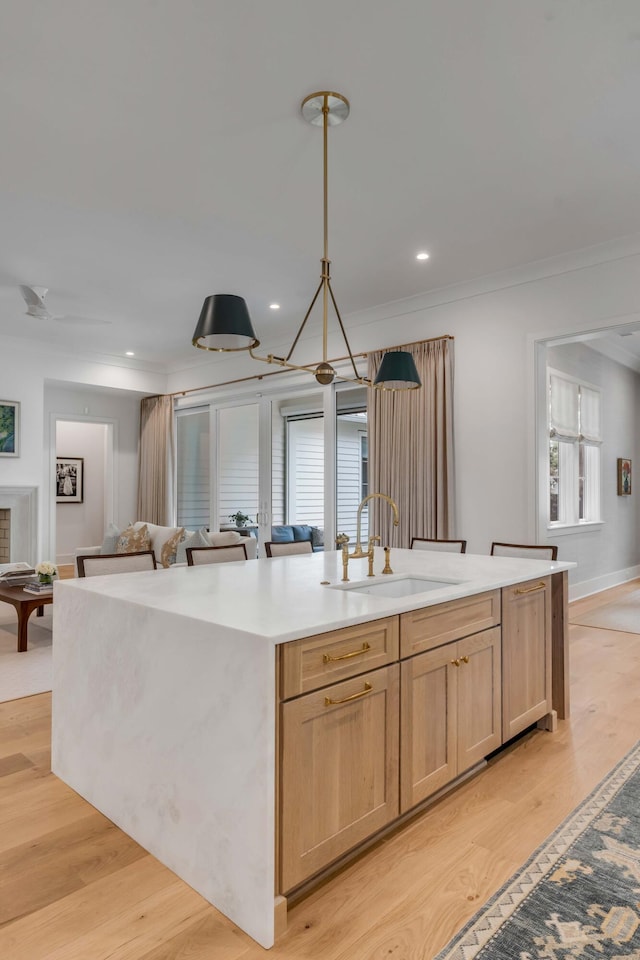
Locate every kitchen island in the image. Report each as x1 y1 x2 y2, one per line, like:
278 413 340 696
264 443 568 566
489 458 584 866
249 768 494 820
52 547 573 948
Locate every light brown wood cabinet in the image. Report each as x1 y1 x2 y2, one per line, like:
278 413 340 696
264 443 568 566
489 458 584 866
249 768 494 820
279 664 399 892
278 584 553 896
400 626 501 812
501 576 552 741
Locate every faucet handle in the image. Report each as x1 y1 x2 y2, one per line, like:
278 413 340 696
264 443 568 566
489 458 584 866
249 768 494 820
336 532 349 548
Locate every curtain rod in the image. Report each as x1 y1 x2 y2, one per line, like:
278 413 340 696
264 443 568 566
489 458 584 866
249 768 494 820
154 334 454 400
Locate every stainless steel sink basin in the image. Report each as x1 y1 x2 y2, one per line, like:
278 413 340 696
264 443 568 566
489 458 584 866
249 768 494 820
329 575 464 599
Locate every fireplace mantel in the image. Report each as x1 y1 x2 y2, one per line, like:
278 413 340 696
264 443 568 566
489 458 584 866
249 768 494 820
0 487 38 565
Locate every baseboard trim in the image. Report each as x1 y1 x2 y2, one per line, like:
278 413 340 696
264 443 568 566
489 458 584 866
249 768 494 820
569 564 640 601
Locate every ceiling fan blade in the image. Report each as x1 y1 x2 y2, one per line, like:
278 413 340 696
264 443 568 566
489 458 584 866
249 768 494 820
19 284 50 317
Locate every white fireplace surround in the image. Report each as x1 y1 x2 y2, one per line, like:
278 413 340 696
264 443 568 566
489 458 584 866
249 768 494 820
0 487 38 565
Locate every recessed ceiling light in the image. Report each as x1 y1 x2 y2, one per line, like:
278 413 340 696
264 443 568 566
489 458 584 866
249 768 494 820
416 252 430 261
125 351 135 356
269 303 280 310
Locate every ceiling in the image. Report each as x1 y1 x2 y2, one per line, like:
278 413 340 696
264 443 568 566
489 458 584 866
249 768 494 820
2 1 640 374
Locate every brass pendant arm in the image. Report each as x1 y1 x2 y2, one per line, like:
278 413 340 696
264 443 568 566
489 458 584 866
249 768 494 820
327 279 361 381
284 278 324 362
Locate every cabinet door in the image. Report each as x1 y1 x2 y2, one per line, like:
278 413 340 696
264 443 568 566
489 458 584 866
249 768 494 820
280 665 399 892
400 646 458 813
502 577 552 741
456 627 502 773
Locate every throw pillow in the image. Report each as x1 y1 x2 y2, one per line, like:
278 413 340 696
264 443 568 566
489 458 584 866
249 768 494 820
134 522 184 565
116 523 151 555
271 525 294 543
160 527 185 568
209 531 242 547
100 522 124 555
311 526 324 548
175 528 212 565
291 524 313 542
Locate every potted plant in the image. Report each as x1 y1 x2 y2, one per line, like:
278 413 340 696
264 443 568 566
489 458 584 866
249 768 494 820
229 511 251 527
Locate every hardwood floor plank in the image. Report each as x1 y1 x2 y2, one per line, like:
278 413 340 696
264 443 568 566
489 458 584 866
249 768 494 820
0 583 638 960
0 812 146 925
136 912 252 960
0 752 33 777
0 858 181 960
35 885 212 960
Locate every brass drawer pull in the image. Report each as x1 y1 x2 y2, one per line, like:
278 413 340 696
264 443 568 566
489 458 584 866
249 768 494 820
461 655 469 664
325 682 372 706
514 581 546 595
451 659 460 667
323 642 371 663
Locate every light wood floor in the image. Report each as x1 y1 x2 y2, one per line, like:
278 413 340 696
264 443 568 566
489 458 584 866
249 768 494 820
1 580 639 959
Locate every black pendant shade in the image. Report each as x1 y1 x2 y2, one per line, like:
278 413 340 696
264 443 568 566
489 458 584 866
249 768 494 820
373 351 422 390
192 294 260 352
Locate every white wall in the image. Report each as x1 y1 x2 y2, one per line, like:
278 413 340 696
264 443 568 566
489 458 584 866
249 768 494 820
55 421 108 564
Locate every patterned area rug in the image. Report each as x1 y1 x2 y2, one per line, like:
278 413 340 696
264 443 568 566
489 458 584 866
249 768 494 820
435 741 640 959
0 608 52 703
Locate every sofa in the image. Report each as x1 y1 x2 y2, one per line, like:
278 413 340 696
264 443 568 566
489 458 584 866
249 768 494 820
74 520 258 574
270 524 324 552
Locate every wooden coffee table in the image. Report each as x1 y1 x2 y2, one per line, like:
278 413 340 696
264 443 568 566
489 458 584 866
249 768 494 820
0 583 53 652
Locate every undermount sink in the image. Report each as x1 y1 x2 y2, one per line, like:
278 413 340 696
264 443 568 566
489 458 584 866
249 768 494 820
329 575 465 599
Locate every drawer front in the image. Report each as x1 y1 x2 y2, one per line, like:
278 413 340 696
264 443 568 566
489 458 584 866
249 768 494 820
280 616 399 699
400 590 500 658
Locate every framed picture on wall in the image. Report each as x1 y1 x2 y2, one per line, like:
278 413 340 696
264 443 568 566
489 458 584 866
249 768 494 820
56 457 84 503
617 458 632 496
0 400 20 457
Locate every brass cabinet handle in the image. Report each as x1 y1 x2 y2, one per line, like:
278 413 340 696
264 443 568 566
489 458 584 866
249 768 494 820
451 659 460 667
324 682 372 706
514 581 546 595
323 642 371 663
461 655 469 664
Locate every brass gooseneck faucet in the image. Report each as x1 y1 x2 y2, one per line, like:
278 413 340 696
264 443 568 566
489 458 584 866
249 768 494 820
351 493 399 558
337 493 400 581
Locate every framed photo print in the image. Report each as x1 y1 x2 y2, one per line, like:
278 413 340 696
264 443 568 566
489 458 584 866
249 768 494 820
617 458 631 496
56 457 84 504
0 400 20 457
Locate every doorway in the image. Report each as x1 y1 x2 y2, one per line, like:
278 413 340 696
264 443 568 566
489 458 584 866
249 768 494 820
50 418 115 566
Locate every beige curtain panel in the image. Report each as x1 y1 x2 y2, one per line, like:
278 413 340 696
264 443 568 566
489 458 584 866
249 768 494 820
137 395 175 525
367 338 454 548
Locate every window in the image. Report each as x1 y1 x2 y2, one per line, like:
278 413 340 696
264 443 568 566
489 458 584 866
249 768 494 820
360 434 368 501
176 407 210 529
548 371 602 526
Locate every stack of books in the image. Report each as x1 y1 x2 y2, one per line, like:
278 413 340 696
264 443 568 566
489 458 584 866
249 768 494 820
0 562 38 587
23 581 54 596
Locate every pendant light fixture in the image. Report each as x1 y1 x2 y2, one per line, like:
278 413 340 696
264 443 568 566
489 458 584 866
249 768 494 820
192 91 421 391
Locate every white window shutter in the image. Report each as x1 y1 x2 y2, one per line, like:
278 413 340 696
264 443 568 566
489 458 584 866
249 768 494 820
550 375 579 439
579 386 602 442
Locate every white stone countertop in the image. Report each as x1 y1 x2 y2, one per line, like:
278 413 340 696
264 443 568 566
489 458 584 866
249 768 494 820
55 548 575 644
